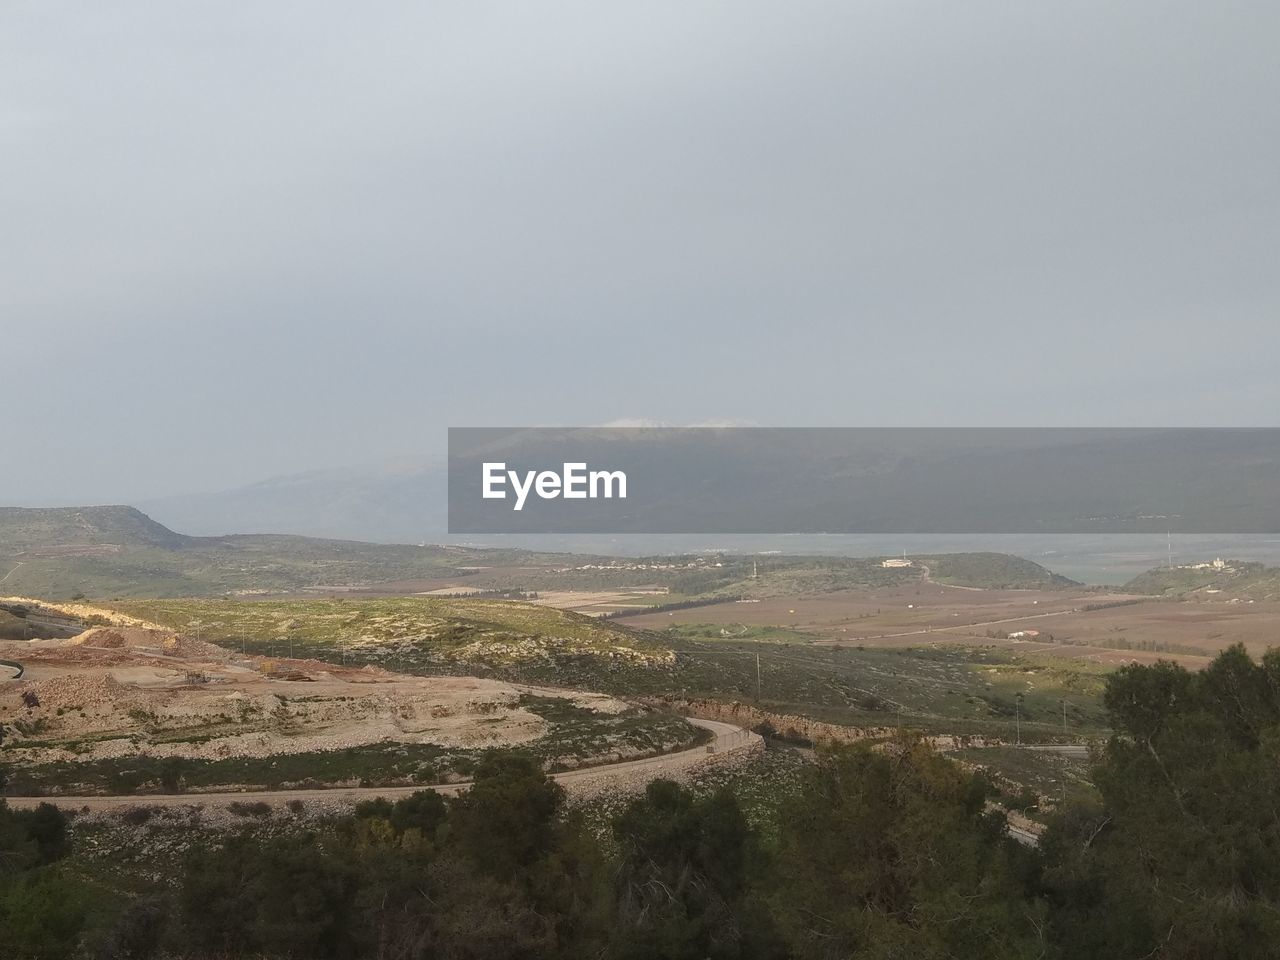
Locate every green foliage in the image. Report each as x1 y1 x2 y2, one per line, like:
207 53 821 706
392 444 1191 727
611 779 778 959
0 871 91 960
770 739 1047 959
919 552 1079 589
1041 644 1280 958
0 801 86 960
15 804 70 865
17 645 1280 959
449 752 568 877
180 833 357 958
345 764 612 959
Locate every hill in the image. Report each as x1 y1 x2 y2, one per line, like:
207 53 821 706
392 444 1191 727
919 552 1080 589
1125 560 1280 600
0 506 488 598
139 461 447 542
0 505 195 552
0 506 1078 600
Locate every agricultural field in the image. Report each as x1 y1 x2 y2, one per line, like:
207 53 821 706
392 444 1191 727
625 583 1280 667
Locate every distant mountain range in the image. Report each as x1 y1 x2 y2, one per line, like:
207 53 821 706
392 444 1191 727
0 505 470 598
139 463 448 542
137 428 1280 544
448 427 1280 535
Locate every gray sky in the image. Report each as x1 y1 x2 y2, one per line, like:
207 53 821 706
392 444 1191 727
5 1 1278 504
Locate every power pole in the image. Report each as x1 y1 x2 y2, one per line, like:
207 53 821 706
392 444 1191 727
755 653 762 700
1062 699 1068 735
1015 695 1022 746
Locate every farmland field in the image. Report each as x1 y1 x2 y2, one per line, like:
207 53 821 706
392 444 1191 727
623 585 1280 667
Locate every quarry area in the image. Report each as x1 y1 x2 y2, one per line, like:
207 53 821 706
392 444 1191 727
0 621 643 773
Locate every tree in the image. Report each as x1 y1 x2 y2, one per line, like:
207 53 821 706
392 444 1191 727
0 800 87 960
1042 645 1280 959
611 779 777 960
769 739 1046 960
180 833 357 959
448 752 566 877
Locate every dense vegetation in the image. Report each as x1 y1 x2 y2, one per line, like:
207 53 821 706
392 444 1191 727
3 643 1279 958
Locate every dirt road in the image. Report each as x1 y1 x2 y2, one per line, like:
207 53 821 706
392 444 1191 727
3 718 760 812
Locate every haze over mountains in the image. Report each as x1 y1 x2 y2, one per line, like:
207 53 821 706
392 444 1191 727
133 429 1280 546
139 461 447 543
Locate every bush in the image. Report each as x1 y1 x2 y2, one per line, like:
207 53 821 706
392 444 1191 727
227 801 272 818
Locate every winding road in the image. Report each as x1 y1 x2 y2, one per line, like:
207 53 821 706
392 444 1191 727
2 718 761 812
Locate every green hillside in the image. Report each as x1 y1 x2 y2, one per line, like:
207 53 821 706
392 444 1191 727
0 506 482 598
0 506 1079 600
0 505 194 551
918 552 1080 589
1125 560 1280 599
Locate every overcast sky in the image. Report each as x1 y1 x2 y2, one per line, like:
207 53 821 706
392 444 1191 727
4 1 1278 504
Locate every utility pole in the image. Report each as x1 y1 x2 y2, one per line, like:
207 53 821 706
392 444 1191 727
755 653 762 700
1015 694 1022 746
1062 699 1068 735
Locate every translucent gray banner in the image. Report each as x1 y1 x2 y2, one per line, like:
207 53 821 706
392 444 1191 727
447 427 1280 534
